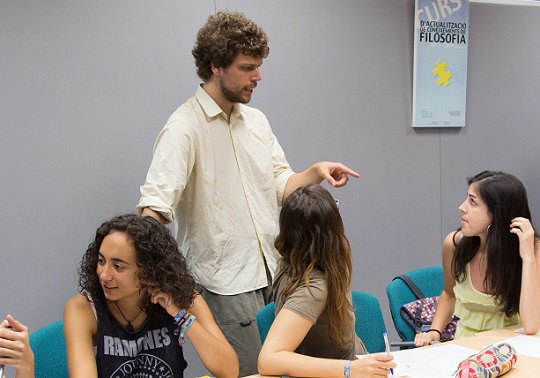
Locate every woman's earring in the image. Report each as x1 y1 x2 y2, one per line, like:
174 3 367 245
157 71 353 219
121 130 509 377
487 224 491 233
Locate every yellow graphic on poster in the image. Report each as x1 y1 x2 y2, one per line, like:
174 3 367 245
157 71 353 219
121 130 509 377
433 61 452 87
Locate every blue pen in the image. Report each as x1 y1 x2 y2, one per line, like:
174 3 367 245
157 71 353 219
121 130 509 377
383 332 394 376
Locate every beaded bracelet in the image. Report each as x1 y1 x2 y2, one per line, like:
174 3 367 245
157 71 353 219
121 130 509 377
427 328 442 338
344 359 351 378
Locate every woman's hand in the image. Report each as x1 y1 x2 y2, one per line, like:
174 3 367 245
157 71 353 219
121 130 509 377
414 329 440 347
514 217 540 335
350 353 395 377
510 217 536 262
0 315 34 376
148 288 181 317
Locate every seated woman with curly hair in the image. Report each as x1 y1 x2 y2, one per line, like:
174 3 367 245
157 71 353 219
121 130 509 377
64 214 238 378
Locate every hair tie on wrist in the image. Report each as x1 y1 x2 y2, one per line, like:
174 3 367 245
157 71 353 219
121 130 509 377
427 328 442 337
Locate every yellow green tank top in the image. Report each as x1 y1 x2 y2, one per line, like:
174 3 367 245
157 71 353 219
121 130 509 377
453 263 520 338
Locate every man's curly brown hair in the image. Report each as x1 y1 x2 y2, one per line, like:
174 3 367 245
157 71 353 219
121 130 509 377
78 214 196 311
192 11 270 81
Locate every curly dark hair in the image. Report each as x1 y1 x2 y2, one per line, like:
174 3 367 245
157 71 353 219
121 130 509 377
452 171 537 317
192 11 270 81
275 184 353 349
78 214 196 311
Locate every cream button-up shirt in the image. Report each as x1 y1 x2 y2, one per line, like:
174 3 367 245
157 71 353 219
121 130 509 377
138 85 294 295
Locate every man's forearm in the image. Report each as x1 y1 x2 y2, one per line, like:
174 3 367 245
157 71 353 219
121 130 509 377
283 164 323 201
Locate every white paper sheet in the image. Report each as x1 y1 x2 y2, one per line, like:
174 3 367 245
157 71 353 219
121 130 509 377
498 334 540 358
385 344 477 378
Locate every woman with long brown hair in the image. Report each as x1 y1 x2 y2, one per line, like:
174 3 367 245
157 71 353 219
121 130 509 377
415 171 540 346
258 184 394 377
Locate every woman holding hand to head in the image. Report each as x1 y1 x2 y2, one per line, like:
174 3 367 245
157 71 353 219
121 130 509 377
415 171 540 347
64 214 238 378
0 315 34 378
258 184 395 377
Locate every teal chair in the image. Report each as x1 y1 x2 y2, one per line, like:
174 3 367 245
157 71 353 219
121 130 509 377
256 301 275 344
386 265 444 342
351 290 387 353
29 320 68 378
255 291 387 353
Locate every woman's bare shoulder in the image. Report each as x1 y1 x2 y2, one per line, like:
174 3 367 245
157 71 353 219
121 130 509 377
443 230 461 247
64 292 96 323
65 292 89 309
64 292 97 335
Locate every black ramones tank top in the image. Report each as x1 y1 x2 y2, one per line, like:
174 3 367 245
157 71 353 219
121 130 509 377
90 295 187 378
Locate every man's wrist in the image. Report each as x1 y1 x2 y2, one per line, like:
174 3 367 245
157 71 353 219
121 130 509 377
141 207 168 224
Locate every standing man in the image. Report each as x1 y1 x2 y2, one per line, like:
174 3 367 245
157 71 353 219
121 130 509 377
137 11 359 376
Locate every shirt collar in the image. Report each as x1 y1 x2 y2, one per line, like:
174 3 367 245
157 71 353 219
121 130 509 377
195 85 241 123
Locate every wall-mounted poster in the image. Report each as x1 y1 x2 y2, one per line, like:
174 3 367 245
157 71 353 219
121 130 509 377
412 0 469 127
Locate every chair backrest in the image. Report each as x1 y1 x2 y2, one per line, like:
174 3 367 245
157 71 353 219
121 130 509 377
256 301 276 344
351 290 387 353
256 292 387 353
386 265 444 341
29 320 68 378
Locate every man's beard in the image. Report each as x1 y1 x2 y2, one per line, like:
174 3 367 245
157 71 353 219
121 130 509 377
220 79 249 104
